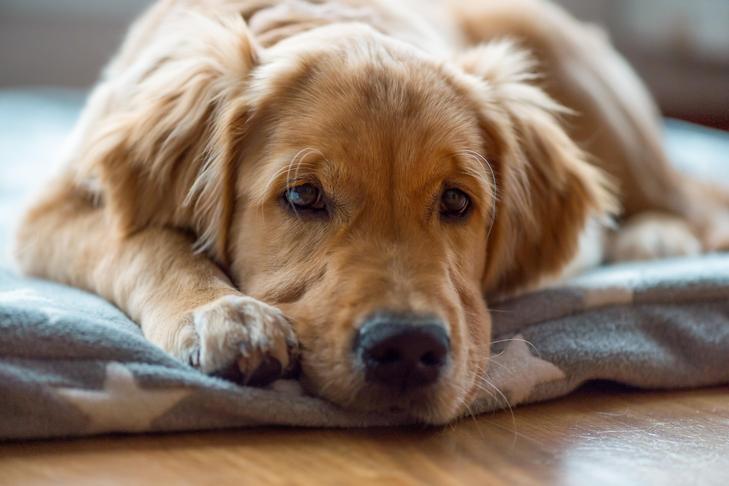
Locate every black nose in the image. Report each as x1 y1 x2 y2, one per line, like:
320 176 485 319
355 313 450 389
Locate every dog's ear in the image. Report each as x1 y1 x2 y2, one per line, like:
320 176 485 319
456 41 617 296
76 12 259 265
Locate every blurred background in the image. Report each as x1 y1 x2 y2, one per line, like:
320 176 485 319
1 0 728 127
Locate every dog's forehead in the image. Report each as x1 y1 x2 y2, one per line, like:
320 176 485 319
268 60 485 182
244 35 494 204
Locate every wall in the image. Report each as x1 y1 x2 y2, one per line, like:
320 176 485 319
1 0 727 122
0 0 149 88
556 0 729 124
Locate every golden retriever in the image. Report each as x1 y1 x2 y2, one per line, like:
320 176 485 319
15 0 729 424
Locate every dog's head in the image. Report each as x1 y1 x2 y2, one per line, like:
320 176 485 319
97 15 613 423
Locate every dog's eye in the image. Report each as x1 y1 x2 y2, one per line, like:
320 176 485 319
283 183 326 214
440 188 471 219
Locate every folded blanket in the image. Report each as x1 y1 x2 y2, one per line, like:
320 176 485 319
2 255 729 440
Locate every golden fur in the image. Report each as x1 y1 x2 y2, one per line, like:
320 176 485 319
15 0 729 423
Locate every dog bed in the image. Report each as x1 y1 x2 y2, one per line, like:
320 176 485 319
2 89 728 440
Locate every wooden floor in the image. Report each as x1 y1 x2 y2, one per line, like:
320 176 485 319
2 383 729 486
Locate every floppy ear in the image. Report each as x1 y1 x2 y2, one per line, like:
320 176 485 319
75 11 259 265
457 41 617 296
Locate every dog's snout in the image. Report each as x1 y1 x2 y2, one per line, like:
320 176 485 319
356 313 449 389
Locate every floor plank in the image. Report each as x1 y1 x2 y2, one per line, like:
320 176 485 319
2 384 729 486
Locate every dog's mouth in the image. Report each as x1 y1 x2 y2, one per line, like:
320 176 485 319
340 381 467 425
295 358 468 425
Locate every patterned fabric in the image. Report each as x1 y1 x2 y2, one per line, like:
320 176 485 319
2 257 729 440
1 90 728 439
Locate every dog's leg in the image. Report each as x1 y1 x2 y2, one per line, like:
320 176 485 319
451 0 729 255
608 180 729 262
15 180 297 384
607 212 702 262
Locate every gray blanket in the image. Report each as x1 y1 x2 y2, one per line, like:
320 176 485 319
1 90 729 440
2 256 729 440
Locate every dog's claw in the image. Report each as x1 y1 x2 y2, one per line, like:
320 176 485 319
212 361 244 383
189 348 200 368
243 356 283 386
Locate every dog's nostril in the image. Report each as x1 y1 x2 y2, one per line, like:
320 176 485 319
420 350 442 367
375 347 401 365
356 313 450 390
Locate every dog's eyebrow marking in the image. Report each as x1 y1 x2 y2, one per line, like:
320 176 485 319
253 147 329 219
261 147 325 196
286 147 324 191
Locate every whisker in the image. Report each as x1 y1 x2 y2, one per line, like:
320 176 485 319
485 307 514 314
280 147 323 220
456 149 499 240
257 150 319 224
452 387 489 441
490 336 540 356
476 374 518 446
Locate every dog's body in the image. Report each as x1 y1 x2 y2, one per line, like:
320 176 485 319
16 0 729 423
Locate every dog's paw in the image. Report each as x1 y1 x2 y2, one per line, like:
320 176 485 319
609 212 702 262
701 210 729 252
190 295 298 386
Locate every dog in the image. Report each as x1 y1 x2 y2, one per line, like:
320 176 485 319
15 0 729 424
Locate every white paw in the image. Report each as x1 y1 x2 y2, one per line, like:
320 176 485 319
609 213 702 262
701 210 729 252
190 295 298 386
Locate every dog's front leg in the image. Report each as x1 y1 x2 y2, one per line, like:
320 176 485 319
16 182 298 385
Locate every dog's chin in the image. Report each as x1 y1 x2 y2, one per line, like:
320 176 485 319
361 387 468 425
300 375 468 425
